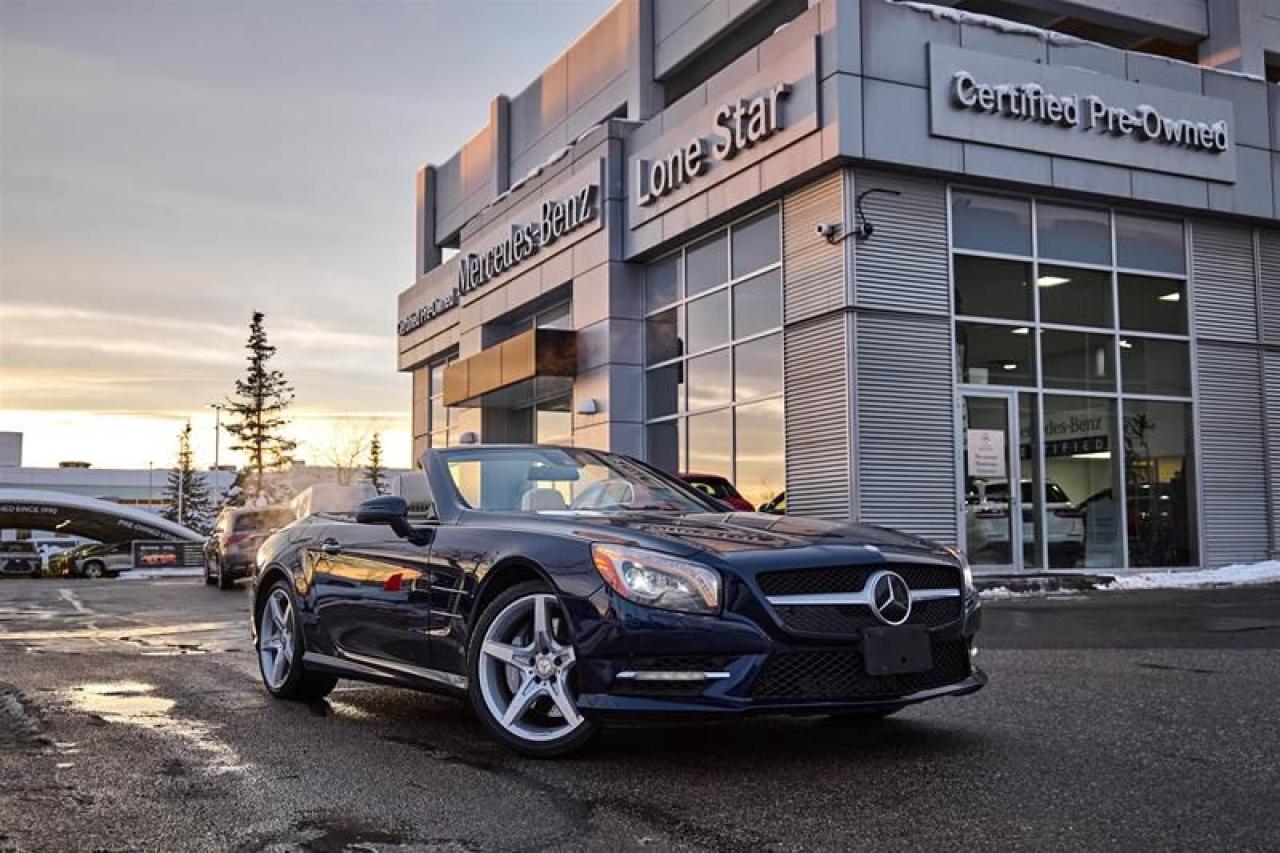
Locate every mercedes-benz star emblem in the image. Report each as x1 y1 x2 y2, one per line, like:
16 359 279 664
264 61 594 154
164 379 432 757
868 570 912 626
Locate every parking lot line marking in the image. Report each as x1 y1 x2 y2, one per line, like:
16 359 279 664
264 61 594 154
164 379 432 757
0 621 238 641
58 588 89 615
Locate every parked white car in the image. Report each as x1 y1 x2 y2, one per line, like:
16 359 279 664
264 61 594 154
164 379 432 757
966 480 1085 565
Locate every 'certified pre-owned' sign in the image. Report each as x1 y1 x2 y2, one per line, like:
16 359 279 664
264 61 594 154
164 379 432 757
398 185 597 336
929 44 1236 183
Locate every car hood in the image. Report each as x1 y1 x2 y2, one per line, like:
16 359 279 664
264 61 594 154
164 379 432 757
475 510 955 564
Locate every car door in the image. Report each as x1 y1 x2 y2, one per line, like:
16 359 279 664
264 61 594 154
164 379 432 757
109 542 134 572
308 520 436 674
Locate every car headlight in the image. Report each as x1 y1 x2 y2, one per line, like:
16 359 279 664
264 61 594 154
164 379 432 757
590 544 721 615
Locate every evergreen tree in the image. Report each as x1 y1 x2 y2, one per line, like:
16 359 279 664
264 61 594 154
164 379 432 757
224 311 296 506
161 422 215 532
364 432 387 495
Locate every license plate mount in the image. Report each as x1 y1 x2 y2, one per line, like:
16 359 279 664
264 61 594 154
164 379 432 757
862 625 932 676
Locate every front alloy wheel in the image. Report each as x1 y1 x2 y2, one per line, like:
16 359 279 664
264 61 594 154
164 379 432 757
469 583 594 757
256 580 336 701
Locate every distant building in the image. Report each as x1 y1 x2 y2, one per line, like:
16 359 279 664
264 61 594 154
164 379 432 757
0 432 21 467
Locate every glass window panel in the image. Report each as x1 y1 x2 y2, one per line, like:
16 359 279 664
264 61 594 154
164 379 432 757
686 232 728 296
1036 203 1111 265
734 399 785 509
536 302 571 330
646 365 682 418
956 322 1036 387
430 397 448 433
1123 400 1197 567
645 307 681 365
1121 338 1191 396
686 349 732 411
1116 215 1185 274
645 253 680 312
1041 330 1115 391
954 255 1032 320
735 334 783 401
686 290 729 353
646 420 683 474
687 409 733 480
952 192 1032 256
430 362 447 393
733 269 782 338
1042 396 1120 568
731 208 780 278
1018 393 1043 569
1037 264 1113 328
1118 274 1187 334
534 398 572 445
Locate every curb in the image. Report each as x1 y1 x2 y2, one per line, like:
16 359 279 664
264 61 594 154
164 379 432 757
975 572 1116 595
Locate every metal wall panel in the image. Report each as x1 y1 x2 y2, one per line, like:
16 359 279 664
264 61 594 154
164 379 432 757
1196 342 1270 566
1265 350 1280 557
852 172 951 316
1191 221 1259 343
1259 229 1280 346
784 314 852 520
782 171 845 325
854 312 958 545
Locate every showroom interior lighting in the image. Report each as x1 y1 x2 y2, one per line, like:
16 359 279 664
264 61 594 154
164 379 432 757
1159 292 1182 301
1036 275 1071 287
1011 326 1030 335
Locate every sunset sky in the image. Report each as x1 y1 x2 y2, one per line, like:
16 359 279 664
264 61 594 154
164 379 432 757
0 0 611 470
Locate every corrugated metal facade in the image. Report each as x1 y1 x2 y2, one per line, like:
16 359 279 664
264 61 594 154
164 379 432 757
1265 350 1280 557
852 173 951 316
1191 222 1259 344
849 170 957 544
783 315 852 519
1195 343 1270 566
1259 229 1280 347
782 172 846 325
1191 221 1271 566
781 172 851 520
853 313 958 544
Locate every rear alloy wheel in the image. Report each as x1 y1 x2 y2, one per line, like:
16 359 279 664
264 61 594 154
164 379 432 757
468 582 595 758
256 581 336 701
82 561 104 580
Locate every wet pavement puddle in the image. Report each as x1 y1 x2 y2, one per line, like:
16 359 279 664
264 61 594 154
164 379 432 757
67 681 250 775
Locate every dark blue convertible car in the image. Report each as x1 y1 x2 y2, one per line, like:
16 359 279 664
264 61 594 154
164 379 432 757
251 444 984 757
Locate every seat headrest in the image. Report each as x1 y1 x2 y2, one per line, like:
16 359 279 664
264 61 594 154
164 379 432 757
392 472 434 514
520 488 567 512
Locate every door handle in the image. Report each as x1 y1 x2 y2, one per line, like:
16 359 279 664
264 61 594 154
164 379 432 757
320 538 342 556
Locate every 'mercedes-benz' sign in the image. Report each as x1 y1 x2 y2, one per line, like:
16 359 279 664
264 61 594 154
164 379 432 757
929 44 1237 183
398 185 597 336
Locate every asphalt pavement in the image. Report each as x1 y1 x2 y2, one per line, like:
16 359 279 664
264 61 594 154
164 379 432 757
0 577 1277 852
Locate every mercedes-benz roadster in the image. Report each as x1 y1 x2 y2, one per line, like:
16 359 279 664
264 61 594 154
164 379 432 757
251 444 985 757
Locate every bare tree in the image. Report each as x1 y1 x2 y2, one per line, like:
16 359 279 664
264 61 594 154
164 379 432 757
316 417 385 485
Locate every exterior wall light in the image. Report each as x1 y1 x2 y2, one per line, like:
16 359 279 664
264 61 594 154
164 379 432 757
576 398 600 415
854 188 902 239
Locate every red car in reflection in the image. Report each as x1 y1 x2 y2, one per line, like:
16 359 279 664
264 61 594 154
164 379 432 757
678 473 754 512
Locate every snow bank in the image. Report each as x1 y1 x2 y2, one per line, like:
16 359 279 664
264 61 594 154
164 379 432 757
1105 561 1280 591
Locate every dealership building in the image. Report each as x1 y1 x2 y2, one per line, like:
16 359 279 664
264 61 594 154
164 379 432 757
396 0 1280 573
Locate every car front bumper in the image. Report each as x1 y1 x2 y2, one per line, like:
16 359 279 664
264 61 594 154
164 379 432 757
568 586 984 722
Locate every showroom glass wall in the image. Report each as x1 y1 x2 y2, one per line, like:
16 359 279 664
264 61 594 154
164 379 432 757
952 191 1197 569
644 206 785 509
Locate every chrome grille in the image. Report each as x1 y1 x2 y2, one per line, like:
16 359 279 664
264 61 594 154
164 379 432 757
756 564 959 597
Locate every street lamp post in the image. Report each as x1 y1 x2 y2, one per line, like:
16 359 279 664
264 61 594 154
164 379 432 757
208 403 224 471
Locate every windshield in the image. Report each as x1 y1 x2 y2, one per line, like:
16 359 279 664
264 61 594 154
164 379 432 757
234 510 293 532
440 447 715 514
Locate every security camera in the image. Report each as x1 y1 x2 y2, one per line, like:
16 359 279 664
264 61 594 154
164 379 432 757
816 222 841 242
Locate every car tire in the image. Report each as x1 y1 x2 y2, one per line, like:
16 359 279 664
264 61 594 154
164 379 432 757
467 581 596 759
82 561 105 580
216 558 234 590
256 579 337 701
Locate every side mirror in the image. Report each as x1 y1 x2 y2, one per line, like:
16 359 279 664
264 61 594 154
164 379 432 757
357 495 409 526
356 495 431 546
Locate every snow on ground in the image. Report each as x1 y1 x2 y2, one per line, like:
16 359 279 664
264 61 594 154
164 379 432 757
1105 561 1280 591
979 561 1280 599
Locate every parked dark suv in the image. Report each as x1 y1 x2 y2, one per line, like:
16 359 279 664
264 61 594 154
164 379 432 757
204 507 293 589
